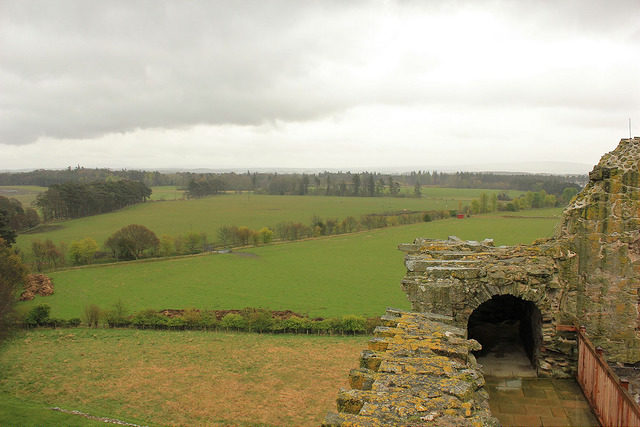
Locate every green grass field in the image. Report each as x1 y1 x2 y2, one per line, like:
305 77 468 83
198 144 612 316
147 185 186 201
19 208 562 320
0 185 48 207
0 329 366 426
0 394 107 427
15 189 524 253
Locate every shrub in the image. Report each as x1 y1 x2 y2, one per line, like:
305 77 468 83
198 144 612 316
341 315 367 335
42 318 66 328
25 304 50 327
283 316 312 333
245 309 273 333
67 318 81 327
312 319 332 335
235 227 252 246
341 216 358 233
68 237 99 265
184 232 205 254
167 317 187 329
270 318 286 333
217 225 237 247
131 309 167 329
183 309 202 329
200 311 218 330
159 235 174 257
104 300 131 328
328 317 344 335
220 313 246 331
83 304 101 328
299 317 313 334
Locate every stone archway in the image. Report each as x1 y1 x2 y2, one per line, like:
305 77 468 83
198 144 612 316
467 295 543 377
399 237 575 377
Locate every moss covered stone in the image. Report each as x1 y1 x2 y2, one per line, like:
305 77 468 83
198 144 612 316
325 309 499 426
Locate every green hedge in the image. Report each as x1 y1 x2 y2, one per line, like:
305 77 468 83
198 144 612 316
19 304 381 335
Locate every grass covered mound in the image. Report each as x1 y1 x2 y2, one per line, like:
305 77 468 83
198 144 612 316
0 329 367 426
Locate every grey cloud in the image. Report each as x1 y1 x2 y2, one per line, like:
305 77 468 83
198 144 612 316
0 0 639 145
1 1 369 144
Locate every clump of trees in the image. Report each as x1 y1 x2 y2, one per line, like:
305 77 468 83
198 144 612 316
105 224 159 260
158 232 210 256
217 226 273 247
501 190 557 212
69 238 99 265
36 180 151 221
0 209 17 246
0 196 40 236
0 237 28 341
466 188 578 215
24 207 453 272
271 210 451 242
186 176 225 198
31 239 66 271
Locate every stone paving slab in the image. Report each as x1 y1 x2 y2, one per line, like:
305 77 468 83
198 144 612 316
486 377 599 426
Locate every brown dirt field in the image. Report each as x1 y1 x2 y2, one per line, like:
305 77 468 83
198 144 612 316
0 329 367 426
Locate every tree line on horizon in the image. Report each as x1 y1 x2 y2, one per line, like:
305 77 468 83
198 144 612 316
0 166 585 198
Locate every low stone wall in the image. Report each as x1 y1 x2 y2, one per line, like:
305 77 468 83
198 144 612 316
324 309 499 426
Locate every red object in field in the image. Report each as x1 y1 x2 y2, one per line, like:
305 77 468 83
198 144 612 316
456 214 465 219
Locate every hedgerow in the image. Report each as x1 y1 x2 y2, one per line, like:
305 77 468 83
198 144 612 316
19 304 381 336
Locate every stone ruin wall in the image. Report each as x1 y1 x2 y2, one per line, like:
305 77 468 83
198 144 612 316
326 137 640 425
400 237 576 377
557 137 640 362
402 136 640 369
325 309 499 426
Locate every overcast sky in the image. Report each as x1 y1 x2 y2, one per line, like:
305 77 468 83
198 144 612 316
1 0 639 172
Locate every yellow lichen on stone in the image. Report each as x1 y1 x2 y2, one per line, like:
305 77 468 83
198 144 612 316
325 309 499 426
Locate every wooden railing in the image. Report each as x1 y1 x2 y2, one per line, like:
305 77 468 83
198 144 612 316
576 325 640 427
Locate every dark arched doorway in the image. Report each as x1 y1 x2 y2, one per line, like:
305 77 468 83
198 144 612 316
467 294 542 377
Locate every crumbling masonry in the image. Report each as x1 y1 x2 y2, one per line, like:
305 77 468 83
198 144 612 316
326 137 640 425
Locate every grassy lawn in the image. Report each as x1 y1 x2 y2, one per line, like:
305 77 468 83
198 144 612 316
148 185 186 201
0 185 48 207
0 393 107 427
0 329 367 426
3 203 563 426
15 190 523 254
19 208 562 320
